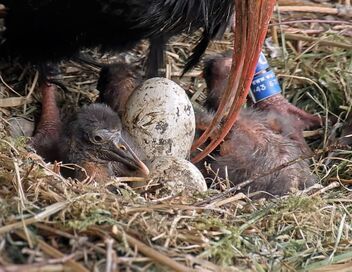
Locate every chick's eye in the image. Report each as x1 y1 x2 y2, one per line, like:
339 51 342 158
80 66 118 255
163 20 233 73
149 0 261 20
93 135 103 143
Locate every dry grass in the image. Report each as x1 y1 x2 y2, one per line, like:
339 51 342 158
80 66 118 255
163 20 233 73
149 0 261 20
1 1 352 271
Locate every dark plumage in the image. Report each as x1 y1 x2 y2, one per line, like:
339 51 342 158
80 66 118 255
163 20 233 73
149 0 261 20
1 0 233 75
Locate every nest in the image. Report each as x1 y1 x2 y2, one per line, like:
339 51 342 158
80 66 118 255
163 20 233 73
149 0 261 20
1 1 352 271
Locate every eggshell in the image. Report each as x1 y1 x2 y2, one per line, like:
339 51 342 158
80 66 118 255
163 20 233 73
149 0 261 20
8 117 35 138
148 156 207 197
123 78 195 160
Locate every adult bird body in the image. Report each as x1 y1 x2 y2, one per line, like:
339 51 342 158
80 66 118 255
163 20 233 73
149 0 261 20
0 0 233 75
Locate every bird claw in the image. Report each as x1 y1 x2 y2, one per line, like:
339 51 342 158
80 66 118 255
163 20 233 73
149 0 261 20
255 93 322 130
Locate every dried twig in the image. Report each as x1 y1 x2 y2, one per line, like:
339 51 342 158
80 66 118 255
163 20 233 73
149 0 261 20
15 230 89 272
196 146 338 206
91 226 191 272
275 5 352 18
283 32 352 49
0 202 69 235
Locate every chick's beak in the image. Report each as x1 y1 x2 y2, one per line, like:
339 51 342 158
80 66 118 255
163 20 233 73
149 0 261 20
96 129 149 176
110 136 150 176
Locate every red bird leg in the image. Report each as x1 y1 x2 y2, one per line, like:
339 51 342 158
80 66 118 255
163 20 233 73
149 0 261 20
191 0 277 163
30 83 62 162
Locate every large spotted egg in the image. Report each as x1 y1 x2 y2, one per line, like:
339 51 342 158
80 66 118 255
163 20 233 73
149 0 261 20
123 78 195 160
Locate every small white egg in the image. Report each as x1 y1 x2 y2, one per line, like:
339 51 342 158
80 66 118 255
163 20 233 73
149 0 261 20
123 77 195 160
148 156 207 197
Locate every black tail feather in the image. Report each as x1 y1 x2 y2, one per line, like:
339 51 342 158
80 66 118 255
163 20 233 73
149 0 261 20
183 34 211 76
2 0 234 73
140 0 233 73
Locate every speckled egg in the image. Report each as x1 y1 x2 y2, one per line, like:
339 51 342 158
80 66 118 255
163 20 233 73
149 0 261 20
148 156 207 197
123 77 195 160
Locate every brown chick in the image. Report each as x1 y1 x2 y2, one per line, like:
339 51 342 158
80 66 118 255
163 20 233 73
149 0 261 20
61 103 149 181
197 55 318 197
31 84 149 183
197 109 317 197
96 63 142 117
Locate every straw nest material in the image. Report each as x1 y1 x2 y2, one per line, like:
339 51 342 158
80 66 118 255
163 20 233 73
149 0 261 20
1 1 352 271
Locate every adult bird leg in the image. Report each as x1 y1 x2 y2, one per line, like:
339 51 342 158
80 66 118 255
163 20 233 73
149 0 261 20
30 83 62 162
191 0 277 163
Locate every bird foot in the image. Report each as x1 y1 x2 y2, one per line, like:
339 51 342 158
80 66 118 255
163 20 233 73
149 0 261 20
255 94 322 131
